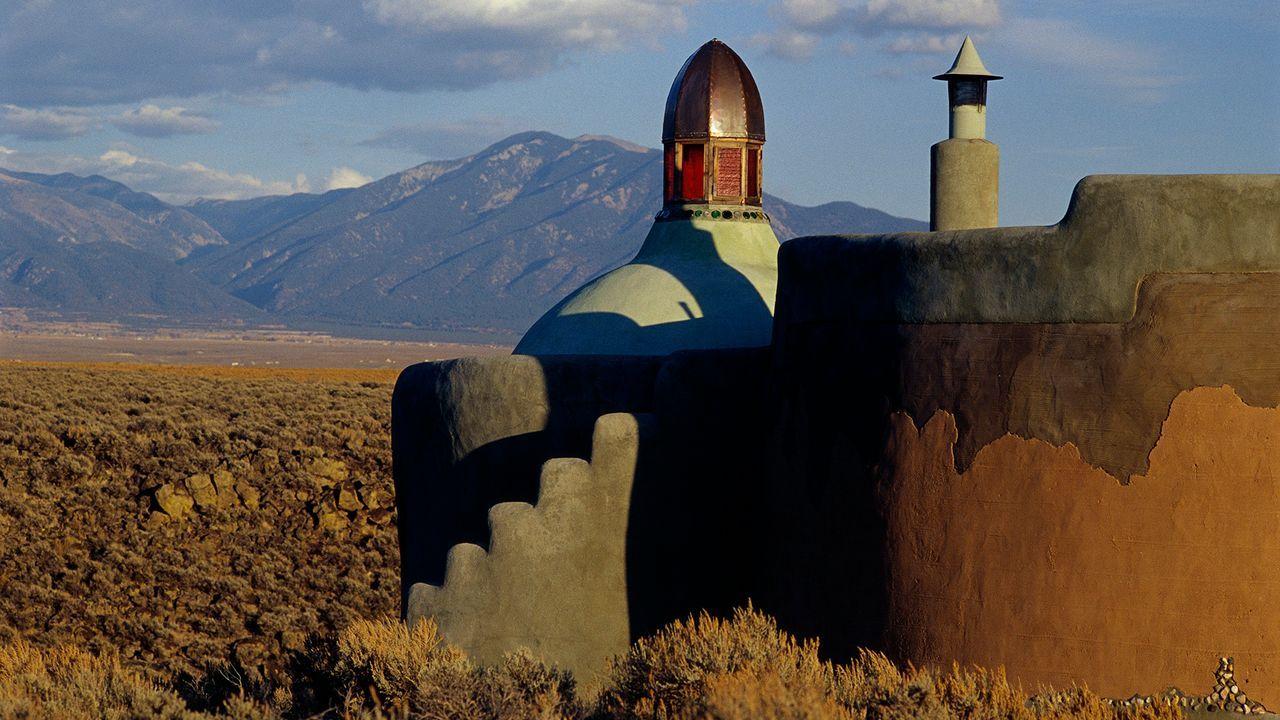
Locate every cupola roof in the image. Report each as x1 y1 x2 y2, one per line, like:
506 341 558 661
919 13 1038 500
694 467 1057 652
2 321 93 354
662 39 765 143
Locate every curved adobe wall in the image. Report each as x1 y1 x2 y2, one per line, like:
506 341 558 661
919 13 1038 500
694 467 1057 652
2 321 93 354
870 274 1280 698
881 385 1280 700
769 174 1280 699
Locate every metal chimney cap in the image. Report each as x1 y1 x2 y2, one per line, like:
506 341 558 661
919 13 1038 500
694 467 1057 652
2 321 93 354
934 35 1003 81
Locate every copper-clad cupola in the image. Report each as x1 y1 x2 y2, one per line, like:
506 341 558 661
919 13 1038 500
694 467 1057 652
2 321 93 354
662 39 765 208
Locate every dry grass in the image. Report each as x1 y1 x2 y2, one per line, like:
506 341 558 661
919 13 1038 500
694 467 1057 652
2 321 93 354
597 606 1182 720
0 640 253 719
322 619 580 719
0 363 399 693
0 609 1184 720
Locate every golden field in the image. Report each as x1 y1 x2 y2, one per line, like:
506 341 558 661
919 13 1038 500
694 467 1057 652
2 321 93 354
0 363 400 686
0 362 1185 719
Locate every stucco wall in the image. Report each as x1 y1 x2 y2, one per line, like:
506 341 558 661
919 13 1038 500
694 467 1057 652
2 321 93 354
777 174 1280 325
406 412 653 687
769 174 1280 699
930 137 998 231
391 355 662 602
393 348 772 684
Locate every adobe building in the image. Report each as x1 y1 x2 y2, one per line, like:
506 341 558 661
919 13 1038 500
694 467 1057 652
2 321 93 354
393 36 1280 703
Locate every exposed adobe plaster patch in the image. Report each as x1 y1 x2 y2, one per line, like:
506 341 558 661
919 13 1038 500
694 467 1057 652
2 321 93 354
877 385 1280 700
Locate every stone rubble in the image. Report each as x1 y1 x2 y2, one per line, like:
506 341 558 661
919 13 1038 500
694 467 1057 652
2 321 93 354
1108 657 1270 715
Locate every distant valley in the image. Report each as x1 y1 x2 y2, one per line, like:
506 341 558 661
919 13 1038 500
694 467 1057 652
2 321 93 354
0 131 925 341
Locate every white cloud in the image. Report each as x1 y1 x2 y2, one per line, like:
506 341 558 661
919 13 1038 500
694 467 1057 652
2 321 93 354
0 145 307 202
359 116 523 158
750 30 822 61
765 0 999 65
998 17 1174 100
861 0 1000 29
778 0 1000 33
0 104 95 140
324 166 372 190
0 1 698 106
112 105 219 138
363 0 686 50
885 32 965 54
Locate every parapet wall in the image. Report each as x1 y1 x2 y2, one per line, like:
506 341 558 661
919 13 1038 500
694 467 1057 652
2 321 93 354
769 174 1280 699
776 174 1280 325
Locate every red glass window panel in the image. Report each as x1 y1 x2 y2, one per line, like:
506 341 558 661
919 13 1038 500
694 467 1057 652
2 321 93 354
746 148 759 198
716 147 742 198
664 145 675 202
681 144 705 200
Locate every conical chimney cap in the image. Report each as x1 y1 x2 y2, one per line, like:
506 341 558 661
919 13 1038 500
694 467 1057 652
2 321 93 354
934 36 1002 80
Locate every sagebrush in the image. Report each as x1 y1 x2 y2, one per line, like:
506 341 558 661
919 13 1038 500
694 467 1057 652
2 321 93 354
0 610 1182 720
0 363 399 690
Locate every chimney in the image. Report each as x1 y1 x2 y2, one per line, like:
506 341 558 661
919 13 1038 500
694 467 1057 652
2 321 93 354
930 36 1001 231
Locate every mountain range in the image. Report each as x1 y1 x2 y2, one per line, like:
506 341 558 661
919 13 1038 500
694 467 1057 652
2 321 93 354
0 131 925 340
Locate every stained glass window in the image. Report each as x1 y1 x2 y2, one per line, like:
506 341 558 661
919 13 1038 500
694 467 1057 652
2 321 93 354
716 147 742 198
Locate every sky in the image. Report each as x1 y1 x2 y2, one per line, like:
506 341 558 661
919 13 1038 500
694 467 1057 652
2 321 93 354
0 0 1275 225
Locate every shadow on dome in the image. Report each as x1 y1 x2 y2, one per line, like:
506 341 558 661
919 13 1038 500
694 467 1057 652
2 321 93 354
514 222 777 357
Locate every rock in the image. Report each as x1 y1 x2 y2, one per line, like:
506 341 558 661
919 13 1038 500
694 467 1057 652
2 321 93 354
237 484 261 509
145 511 169 530
306 457 348 487
212 470 238 507
185 473 218 508
154 484 194 519
358 486 388 509
337 488 363 512
212 469 235 493
369 508 393 525
317 511 347 531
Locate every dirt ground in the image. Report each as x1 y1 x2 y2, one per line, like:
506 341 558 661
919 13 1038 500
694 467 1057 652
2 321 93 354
0 320 509 369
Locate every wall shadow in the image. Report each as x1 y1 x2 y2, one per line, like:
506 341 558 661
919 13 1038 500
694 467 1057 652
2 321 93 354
394 219 892 662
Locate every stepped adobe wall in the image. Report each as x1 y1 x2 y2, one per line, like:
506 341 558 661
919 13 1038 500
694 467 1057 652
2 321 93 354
406 412 653 686
393 350 772 686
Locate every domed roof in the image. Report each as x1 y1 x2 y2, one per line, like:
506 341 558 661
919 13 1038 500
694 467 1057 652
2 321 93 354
514 217 779 356
662 39 765 143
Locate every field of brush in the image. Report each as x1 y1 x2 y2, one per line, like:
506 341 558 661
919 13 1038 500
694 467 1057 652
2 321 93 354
0 362 1183 719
